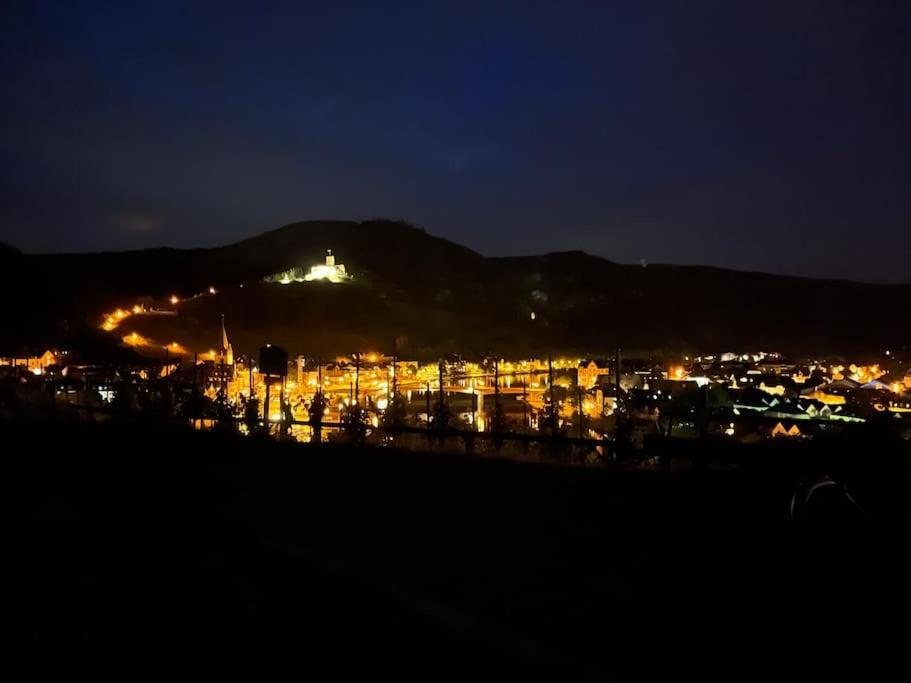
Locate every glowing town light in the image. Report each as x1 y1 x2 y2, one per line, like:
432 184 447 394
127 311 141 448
170 295 179 305
209 286 217 295
132 304 142 314
123 331 149 347
162 341 187 355
530 311 536 320
376 398 388 410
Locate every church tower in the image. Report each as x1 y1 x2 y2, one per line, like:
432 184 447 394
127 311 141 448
220 314 234 367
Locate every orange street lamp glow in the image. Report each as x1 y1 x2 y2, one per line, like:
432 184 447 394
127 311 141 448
123 332 148 347
170 295 179 305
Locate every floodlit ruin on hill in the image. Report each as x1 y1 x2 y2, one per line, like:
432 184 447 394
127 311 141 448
265 250 350 284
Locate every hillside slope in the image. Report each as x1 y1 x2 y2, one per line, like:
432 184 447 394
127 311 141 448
2 219 908 357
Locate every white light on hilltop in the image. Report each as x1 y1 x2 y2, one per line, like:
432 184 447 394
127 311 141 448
304 250 350 283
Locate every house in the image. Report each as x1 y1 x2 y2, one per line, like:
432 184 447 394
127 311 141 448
889 394 911 413
577 359 612 389
756 356 795 374
771 422 802 438
0 349 57 374
765 399 831 421
825 378 862 393
799 388 847 405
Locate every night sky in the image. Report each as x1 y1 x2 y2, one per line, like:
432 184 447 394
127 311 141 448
2 1 909 282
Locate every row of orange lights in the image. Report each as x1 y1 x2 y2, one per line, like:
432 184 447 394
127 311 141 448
102 286 217 333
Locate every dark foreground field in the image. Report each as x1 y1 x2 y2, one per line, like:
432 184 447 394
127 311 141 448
5 423 910 681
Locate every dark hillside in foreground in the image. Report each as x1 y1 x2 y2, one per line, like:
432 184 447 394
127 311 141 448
3 219 909 356
6 422 910 681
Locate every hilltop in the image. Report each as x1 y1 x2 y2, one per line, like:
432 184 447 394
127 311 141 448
2 219 909 357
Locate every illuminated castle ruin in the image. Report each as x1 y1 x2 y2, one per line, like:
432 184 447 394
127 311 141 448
266 250 350 285
304 249 348 282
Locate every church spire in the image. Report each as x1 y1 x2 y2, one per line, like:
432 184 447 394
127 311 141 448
220 314 234 366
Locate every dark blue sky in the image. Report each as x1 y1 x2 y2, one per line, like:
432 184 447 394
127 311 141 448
2 1 909 282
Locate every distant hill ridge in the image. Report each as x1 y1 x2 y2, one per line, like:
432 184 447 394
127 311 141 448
2 219 909 356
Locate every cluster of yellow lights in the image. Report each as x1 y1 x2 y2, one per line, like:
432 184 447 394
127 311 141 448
102 308 132 331
831 364 885 384
122 333 186 355
758 382 787 396
122 331 151 347
101 285 220 335
165 341 188 354
801 389 847 405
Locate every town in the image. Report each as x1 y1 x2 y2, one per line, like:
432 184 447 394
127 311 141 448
4 333 909 461
3 248 909 459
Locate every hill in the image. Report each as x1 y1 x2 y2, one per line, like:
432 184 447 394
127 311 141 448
2 219 908 357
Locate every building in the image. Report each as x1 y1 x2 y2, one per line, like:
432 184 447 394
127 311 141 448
577 359 611 389
266 250 351 284
305 249 348 282
212 315 235 385
770 422 802 438
0 349 57 374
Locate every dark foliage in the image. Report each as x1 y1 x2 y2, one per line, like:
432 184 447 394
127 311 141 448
5 421 911 681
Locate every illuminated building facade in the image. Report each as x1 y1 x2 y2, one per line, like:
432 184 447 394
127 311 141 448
577 359 611 389
0 349 57 374
267 250 351 284
305 250 348 282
